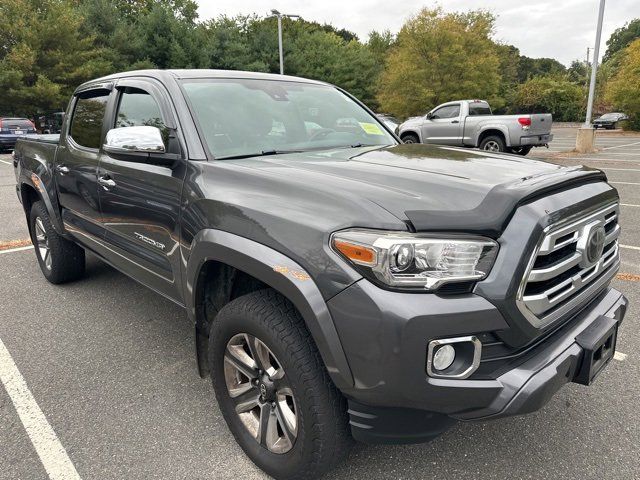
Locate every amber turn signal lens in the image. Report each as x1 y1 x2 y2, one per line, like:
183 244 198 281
333 240 377 266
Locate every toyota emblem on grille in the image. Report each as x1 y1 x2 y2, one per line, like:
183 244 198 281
579 222 606 267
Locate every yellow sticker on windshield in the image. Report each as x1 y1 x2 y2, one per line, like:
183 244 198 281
359 122 384 135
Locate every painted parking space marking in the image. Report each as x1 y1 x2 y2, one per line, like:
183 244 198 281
0 245 33 255
0 159 12 165
609 181 640 186
0 336 82 480
601 168 640 172
620 204 640 208
620 245 640 252
614 351 628 362
603 141 640 150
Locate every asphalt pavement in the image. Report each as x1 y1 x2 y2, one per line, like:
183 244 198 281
0 130 639 480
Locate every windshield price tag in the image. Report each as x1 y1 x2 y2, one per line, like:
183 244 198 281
359 122 384 135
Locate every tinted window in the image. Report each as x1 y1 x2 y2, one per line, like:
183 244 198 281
2 119 34 130
431 105 460 119
70 91 110 149
469 104 492 116
115 89 164 129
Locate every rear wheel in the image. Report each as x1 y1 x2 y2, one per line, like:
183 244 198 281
29 200 85 284
401 133 419 144
209 289 352 479
479 135 506 153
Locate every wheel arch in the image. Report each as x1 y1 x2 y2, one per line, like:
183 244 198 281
400 130 421 143
186 229 354 390
477 127 509 148
19 177 64 236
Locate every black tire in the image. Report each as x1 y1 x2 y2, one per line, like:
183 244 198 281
509 145 532 156
209 289 352 480
401 133 419 144
29 200 85 284
479 135 506 153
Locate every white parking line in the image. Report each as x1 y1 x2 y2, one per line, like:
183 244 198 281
601 168 640 172
0 159 12 165
614 351 628 362
0 245 33 255
0 337 82 480
609 181 640 185
603 141 640 150
621 203 640 208
620 244 640 251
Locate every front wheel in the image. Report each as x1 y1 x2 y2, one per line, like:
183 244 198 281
479 135 506 153
209 289 352 479
29 200 85 284
401 133 419 144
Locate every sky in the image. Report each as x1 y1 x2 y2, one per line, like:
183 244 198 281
195 0 640 65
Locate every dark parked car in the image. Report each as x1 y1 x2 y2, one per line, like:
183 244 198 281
593 112 628 129
14 70 626 480
0 117 37 151
36 112 65 134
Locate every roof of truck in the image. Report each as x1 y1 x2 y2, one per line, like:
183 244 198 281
76 69 327 93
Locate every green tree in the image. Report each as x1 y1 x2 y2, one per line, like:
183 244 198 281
603 18 640 63
377 8 501 118
512 76 583 121
516 56 566 83
0 0 112 116
606 38 640 130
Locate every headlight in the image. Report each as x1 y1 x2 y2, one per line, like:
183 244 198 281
331 229 499 291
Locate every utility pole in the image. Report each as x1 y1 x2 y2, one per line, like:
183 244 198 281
576 0 606 153
584 47 591 89
584 0 605 127
268 10 300 75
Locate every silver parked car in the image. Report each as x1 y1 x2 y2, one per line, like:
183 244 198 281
397 100 553 155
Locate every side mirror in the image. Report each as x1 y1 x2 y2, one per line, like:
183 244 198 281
426 112 434 120
104 126 166 154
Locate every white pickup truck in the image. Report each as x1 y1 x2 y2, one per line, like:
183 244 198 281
397 100 553 155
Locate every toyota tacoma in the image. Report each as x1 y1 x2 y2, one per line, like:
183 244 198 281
13 70 626 480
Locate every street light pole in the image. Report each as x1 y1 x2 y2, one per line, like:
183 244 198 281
269 9 300 75
584 0 606 127
576 0 606 153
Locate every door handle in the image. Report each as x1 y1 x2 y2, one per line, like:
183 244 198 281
451 120 460 124
98 175 116 190
55 165 69 175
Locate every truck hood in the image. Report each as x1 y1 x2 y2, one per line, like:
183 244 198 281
227 144 606 236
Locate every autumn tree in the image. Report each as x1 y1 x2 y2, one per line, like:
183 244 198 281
606 38 640 130
376 8 501 118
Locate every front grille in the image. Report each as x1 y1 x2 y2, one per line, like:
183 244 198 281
517 202 620 328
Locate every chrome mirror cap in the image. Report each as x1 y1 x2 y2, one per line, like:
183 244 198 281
104 126 165 154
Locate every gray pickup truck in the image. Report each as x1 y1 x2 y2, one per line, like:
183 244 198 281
398 99 553 155
13 70 625 480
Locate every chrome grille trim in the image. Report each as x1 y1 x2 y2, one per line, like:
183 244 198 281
516 202 620 328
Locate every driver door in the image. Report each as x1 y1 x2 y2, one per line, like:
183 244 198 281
97 78 187 303
420 103 463 145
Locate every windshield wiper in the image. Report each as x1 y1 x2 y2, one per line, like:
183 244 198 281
216 149 304 160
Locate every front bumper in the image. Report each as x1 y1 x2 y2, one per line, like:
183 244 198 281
328 281 626 442
519 133 553 146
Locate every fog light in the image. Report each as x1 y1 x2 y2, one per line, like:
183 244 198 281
432 344 455 371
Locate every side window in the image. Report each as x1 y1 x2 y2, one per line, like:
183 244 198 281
69 90 110 149
469 104 492 116
115 88 165 130
431 105 460 119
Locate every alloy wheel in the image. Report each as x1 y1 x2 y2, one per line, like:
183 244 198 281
483 140 501 152
224 333 298 454
34 217 51 270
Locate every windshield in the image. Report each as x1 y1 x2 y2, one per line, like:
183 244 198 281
181 78 396 159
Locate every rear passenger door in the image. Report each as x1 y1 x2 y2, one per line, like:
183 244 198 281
56 86 112 242
97 78 187 303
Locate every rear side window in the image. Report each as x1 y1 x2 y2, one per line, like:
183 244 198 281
115 88 165 129
469 104 492 116
69 90 110 149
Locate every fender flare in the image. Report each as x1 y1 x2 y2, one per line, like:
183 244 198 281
19 171 65 235
185 229 354 390
399 129 422 143
476 125 511 147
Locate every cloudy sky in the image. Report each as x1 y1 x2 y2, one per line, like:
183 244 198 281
195 0 640 65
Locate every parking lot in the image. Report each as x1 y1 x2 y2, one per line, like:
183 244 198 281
0 126 639 479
